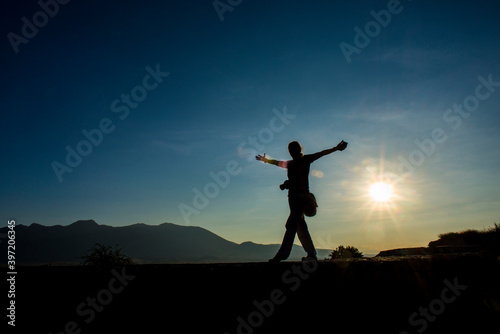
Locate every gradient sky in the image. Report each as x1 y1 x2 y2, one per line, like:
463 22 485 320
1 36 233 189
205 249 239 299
2 0 500 255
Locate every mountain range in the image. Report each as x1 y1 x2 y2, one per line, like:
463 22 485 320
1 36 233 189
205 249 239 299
0 220 330 264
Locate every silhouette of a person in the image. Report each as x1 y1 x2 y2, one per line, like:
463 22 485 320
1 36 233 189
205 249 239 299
256 140 348 263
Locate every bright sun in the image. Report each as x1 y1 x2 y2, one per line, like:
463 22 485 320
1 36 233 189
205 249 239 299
369 182 393 202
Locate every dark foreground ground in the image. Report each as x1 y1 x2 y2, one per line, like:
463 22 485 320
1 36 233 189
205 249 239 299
7 253 500 334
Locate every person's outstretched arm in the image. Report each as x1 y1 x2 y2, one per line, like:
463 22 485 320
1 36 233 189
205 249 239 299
309 140 348 161
256 154 288 168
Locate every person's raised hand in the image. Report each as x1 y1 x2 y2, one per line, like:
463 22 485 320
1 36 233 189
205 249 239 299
336 140 348 151
256 153 267 162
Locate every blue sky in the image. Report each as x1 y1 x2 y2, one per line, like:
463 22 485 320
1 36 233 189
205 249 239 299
1 0 500 255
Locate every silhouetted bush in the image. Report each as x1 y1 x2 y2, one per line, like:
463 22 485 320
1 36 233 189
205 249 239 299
428 223 500 248
328 245 363 260
79 243 133 268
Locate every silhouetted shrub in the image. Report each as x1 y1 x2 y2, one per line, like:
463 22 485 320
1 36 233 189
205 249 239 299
428 223 500 248
328 245 363 260
79 243 133 268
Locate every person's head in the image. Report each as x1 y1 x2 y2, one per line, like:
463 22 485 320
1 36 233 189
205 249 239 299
288 141 303 159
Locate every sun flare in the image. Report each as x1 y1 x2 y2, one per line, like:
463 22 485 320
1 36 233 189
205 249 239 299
369 182 393 202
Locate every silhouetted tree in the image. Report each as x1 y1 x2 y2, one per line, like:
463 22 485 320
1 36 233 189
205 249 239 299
79 243 133 268
328 245 363 260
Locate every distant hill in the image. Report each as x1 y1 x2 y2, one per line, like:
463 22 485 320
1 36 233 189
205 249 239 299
0 220 330 264
428 223 500 248
376 223 500 257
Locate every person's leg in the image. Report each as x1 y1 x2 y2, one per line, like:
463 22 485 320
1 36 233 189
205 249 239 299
297 218 316 257
274 214 298 260
272 197 301 261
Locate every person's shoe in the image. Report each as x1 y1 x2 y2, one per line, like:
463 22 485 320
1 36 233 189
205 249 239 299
301 255 317 262
268 255 286 263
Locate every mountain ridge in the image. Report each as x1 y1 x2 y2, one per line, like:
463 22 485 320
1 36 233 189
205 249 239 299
0 220 330 264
